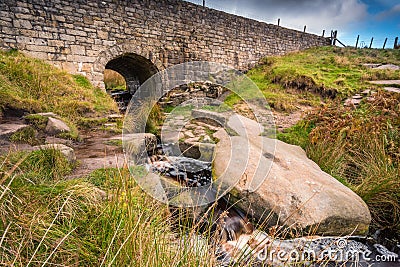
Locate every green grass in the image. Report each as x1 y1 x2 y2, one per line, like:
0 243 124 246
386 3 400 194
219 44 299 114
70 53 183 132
24 114 49 130
104 139 123 147
0 152 215 266
0 49 118 121
104 69 126 90
276 120 315 149
226 46 400 112
9 126 40 145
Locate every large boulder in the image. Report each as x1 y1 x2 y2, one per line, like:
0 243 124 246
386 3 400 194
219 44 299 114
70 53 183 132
213 116 371 236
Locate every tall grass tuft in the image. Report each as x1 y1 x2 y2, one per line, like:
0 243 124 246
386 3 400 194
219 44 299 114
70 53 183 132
280 91 400 236
0 150 216 266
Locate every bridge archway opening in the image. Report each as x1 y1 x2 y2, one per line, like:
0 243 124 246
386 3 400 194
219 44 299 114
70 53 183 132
104 53 159 111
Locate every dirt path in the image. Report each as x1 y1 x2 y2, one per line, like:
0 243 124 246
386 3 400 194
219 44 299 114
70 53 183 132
0 120 125 179
66 131 125 178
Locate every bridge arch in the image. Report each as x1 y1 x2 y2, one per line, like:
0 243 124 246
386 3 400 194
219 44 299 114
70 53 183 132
92 43 165 92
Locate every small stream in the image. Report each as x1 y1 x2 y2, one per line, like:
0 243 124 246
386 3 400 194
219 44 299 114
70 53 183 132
146 154 212 187
145 142 399 266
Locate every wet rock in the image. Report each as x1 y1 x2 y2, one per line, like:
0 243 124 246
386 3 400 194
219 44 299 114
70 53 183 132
147 156 212 187
45 117 71 135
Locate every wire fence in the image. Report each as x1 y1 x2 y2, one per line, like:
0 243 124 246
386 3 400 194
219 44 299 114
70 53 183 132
183 0 399 49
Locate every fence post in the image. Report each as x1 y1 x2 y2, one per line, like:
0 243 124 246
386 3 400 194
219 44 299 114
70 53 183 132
369 37 374 48
395 37 399 49
383 38 388 49
355 35 359 48
322 30 325 37
277 18 280 26
333 30 337 46
303 25 306 32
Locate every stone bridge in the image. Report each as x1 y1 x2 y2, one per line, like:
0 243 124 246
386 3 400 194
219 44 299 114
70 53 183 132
0 0 331 91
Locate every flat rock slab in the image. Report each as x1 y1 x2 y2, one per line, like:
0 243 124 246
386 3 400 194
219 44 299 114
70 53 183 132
191 109 228 125
35 112 60 118
369 80 400 85
362 63 382 68
0 124 29 138
66 154 126 178
374 64 400 70
384 87 400 93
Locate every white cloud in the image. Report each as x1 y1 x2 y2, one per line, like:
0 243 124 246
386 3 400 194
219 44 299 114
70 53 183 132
189 0 368 35
267 0 368 34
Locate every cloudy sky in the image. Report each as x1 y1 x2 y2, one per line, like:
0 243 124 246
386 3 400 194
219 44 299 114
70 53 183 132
185 0 400 48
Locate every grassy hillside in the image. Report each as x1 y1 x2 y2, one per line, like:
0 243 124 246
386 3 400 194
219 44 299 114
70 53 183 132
251 47 400 236
239 46 400 112
0 49 118 121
